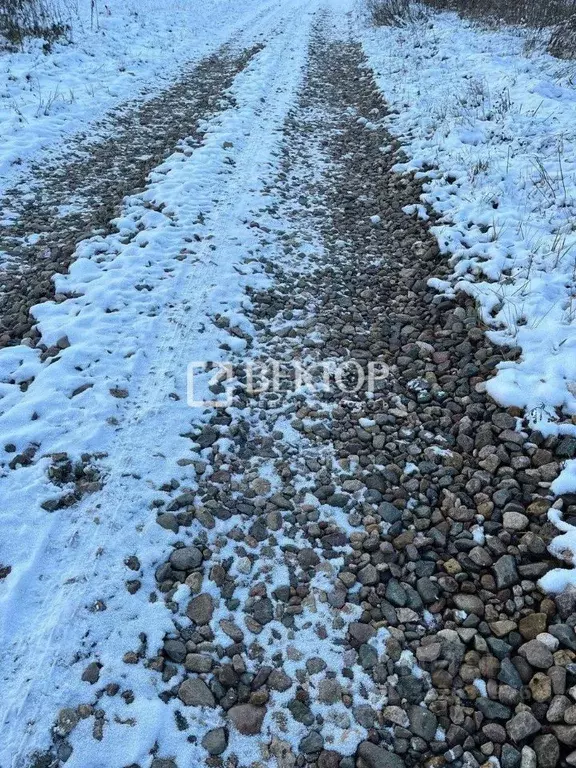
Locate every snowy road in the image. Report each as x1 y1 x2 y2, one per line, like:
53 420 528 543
2 2 576 768
1 0 326 764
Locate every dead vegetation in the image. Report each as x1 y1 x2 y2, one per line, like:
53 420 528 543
367 0 576 58
0 0 71 48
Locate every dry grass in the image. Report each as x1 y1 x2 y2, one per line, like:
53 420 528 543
367 0 576 58
0 0 71 48
424 0 576 28
367 0 429 26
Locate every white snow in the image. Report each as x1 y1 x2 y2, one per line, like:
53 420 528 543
360 5 576 594
360 8 576 481
0 1 332 762
0 0 285 192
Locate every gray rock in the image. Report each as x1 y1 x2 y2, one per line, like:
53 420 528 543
268 668 292 692
151 760 177 768
300 731 324 753
507 711 541 742
81 661 101 684
252 597 274 625
357 741 405 768
501 745 521 768
202 727 228 756
359 644 378 669
185 653 212 672
519 639 554 669
408 705 438 741
318 678 342 704
493 554 519 588
379 502 402 522
288 699 314 725
552 725 576 747
170 546 202 571
549 623 576 651
353 704 377 728
358 564 379 586
178 678 215 707
157 512 178 532
498 657 523 689
55 708 79 737
349 622 376 644
453 593 484 616
163 639 186 663
475 697 511 720
228 704 265 735
186 593 214 625
533 734 560 768
385 579 407 606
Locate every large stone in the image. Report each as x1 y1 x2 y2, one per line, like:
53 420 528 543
533 734 560 768
186 593 214 625
178 678 215 707
170 546 202 571
228 704 266 735
408 705 437 741
493 555 519 588
519 640 554 669
453 593 484 616
507 711 541 742
357 741 405 768
202 727 228 755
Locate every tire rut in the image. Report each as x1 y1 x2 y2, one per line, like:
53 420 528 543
0 43 261 349
21 13 576 768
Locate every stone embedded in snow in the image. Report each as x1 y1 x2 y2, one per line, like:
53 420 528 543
55 708 79 737
300 731 324 753
163 639 186 663
227 703 266 735
169 546 202 571
186 593 214 625
202 727 228 755
178 678 215 707
81 661 101 684
219 619 244 642
268 668 292 692
317 678 342 704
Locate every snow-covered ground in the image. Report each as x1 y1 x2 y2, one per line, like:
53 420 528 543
0 0 330 763
360 9 576 496
0 0 283 188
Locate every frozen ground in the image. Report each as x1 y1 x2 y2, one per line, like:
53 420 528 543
0 0 284 188
2 2 576 767
360 9 576 494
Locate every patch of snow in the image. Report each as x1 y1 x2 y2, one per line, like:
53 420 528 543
360 9 576 481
